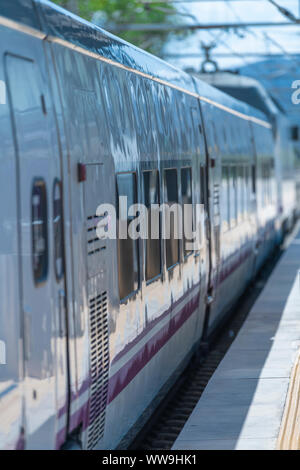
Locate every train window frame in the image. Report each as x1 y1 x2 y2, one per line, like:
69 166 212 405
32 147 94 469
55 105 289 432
221 164 230 232
200 165 207 208
31 177 48 286
53 178 64 282
291 126 299 142
262 160 270 206
238 165 245 222
181 166 194 258
116 171 140 302
229 165 237 229
143 169 162 284
199 165 207 249
251 164 256 195
163 168 180 270
245 164 251 218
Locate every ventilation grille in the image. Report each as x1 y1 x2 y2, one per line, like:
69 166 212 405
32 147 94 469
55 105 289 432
87 291 110 449
86 215 106 256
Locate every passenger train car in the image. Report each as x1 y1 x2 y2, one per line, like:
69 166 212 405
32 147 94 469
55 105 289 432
197 71 300 234
0 0 296 450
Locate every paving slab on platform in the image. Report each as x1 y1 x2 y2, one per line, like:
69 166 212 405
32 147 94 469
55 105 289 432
172 234 300 451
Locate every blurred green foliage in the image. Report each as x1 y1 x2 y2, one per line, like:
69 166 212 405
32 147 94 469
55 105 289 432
52 0 186 55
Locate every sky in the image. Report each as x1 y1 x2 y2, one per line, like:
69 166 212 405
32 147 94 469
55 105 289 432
163 0 300 72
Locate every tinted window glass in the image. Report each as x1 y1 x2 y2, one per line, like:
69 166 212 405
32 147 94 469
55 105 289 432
164 169 179 269
291 126 299 141
181 167 193 256
245 165 251 215
143 170 161 281
53 179 64 281
230 166 237 227
32 178 48 284
251 164 256 194
238 165 244 220
200 166 207 207
117 173 139 300
222 165 230 230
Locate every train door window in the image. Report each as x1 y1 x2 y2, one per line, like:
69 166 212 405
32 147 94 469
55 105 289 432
264 162 268 205
223 126 227 148
238 165 244 221
31 178 48 285
116 172 139 300
181 167 193 256
222 165 230 231
143 170 161 282
263 161 269 205
200 165 207 207
291 126 299 141
269 160 274 204
245 165 251 216
230 166 237 227
269 160 273 204
261 162 265 205
244 165 248 215
53 179 64 281
164 169 179 269
251 164 256 194
267 162 270 204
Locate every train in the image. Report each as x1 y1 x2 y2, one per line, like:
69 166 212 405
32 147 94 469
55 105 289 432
196 70 300 233
0 0 298 450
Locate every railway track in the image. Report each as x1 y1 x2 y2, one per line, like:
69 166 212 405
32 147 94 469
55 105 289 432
130 245 283 451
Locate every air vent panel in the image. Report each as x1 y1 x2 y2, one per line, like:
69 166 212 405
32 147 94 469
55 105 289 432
87 291 110 449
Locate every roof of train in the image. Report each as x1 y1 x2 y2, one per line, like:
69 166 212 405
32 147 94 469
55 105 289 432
196 72 279 118
0 0 270 128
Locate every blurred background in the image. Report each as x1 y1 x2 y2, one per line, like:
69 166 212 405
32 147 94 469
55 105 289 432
52 0 300 157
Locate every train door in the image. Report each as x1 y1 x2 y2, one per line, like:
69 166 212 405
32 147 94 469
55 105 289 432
201 120 221 294
6 51 68 448
197 103 221 336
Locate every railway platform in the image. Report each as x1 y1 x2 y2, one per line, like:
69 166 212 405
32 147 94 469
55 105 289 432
172 227 300 450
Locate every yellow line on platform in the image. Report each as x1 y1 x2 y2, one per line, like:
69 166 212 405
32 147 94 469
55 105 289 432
277 350 300 450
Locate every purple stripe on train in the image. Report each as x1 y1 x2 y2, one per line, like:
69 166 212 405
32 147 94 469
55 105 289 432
56 223 276 446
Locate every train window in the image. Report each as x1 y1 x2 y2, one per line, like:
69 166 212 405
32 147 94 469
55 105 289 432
267 162 270 204
261 163 265 205
262 161 268 206
53 179 64 281
181 167 193 256
221 165 230 230
200 166 207 207
223 126 227 145
263 162 267 205
238 166 244 220
251 164 256 194
116 173 139 300
143 170 161 281
245 165 251 215
269 160 273 204
164 169 179 269
291 126 299 141
212 123 219 153
267 161 272 204
31 178 48 285
230 166 237 227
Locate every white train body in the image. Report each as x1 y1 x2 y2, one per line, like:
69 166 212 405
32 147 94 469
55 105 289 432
0 0 297 450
